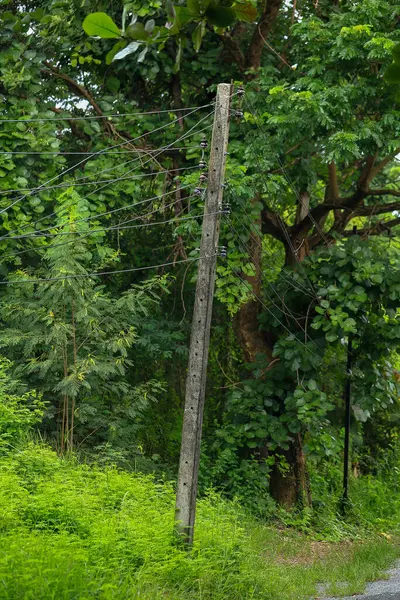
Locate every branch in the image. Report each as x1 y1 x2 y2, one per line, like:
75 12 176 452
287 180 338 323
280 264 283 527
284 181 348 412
327 162 339 202
289 201 341 239
355 200 400 216
343 217 400 237
261 207 288 242
43 62 167 170
356 153 378 190
292 154 400 244
368 147 400 181
171 73 184 130
50 107 90 141
368 188 400 197
220 27 247 72
42 62 116 136
245 0 284 72
255 25 293 70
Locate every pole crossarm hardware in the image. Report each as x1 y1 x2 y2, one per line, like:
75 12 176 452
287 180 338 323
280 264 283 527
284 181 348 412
175 83 233 546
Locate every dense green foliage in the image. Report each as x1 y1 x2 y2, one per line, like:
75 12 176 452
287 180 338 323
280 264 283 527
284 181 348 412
1 364 400 598
1 0 400 562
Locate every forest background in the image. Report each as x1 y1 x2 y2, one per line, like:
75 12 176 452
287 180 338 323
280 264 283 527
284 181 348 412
1 0 400 598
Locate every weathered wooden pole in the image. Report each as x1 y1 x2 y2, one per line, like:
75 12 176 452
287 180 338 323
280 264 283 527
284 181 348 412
175 83 233 545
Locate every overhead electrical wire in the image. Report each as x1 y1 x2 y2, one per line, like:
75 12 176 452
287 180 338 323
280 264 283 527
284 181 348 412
242 99 320 299
0 116 214 239
228 218 313 320
0 185 195 242
0 104 214 124
58 114 214 189
0 195 198 261
227 264 319 357
0 256 210 286
0 104 212 216
244 96 331 248
0 146 199 156
6 205 212 242
0 165 199 196
227 219 321 357
228 189 317 299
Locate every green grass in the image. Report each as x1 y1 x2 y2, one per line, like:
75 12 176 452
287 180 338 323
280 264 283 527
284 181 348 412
0 443 399 599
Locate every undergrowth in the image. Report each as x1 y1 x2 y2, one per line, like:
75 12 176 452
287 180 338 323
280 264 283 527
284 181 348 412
0 442 399 600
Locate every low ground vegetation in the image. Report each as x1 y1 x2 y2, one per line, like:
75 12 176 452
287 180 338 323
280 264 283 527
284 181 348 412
0 440 399 600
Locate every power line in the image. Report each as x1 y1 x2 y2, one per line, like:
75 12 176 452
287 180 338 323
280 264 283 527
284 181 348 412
228 219 311 318
0 256 207 285
242 100 319 299
227 188 316 299
0 118 213 238
0 188 187 241
0 196 193 260
227 263 319 358
0 146 199 156
0 104 212 217
1 183 196 242
227 219 321 356
6 206 213 242
0 165 198 196
244 97 330 248
63 116 213 189
0 104 213 124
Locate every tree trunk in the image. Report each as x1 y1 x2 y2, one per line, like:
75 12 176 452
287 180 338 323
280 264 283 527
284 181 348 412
269 433 311 508
269 226 313 507
233 199 312 507
233 197 274 363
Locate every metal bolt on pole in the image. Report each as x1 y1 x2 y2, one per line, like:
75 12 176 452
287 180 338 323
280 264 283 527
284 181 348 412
175 83 233 546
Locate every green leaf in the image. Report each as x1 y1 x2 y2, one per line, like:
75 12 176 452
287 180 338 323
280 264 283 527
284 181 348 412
145 19 155 34
307 379 317 391
343 317 356 330
325 332 338 342
205 2 236 26
106 41 126 65
174 37 183 73
187 0 201 15
192 21 206 52
247 440 258 448
127 22 148 41
384 62 400 84
113 41 140 61
83 12 121 39
233 2 257 23
166 0 176 21
106 77 120 93
137 47 148 62
392 43 400 64
174 6 195 26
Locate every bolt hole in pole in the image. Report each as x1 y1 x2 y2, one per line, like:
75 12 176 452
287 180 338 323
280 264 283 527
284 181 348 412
174 83 233 546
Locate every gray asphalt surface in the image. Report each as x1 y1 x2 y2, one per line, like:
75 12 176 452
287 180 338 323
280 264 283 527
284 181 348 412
323 561 400 599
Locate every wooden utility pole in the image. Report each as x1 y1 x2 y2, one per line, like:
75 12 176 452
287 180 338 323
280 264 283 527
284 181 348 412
175 83 233 545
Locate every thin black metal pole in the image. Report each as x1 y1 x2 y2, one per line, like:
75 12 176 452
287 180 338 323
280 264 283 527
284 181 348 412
342 224 357 509
342 333 353 504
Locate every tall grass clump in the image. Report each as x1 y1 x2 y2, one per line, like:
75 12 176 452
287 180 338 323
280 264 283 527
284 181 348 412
0 444 277 600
